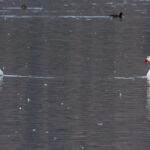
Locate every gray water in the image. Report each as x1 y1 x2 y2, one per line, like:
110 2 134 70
0 0 150 150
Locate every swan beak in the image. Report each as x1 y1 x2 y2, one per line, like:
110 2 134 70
144 59 148 62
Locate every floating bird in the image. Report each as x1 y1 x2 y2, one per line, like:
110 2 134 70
110 12 123 18
144 56 150 80
21 4 27 10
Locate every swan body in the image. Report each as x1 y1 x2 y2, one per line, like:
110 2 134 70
0 69 3 76
144 56 150 80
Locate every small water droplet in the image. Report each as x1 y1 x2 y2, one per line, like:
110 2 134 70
27 98 30 103
19 106 22 110
53 136 57 140
64 4 68 6
15 131 18 134
61 102 64 105
97 122 103 126
45 131 49 134
119 92 122 97
66 106 70 110
92 3 96 5
44 83 48 86
32 129 36 132
80 145 85 149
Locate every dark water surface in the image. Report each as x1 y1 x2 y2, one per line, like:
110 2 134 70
0 0 150 149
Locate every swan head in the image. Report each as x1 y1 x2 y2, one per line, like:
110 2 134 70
144 56 150 62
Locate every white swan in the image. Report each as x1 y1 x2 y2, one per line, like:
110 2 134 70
144 56 150 80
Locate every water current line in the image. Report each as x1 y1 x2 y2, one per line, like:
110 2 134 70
114 76 146 80
0 15 111 19
4 74 55 79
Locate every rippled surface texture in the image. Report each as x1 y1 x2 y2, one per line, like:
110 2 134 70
0 0 150 149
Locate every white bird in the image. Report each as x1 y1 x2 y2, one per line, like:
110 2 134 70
144 56 150 80
145 56 150 119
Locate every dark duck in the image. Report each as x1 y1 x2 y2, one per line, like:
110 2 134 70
21 4 27 10
110 12 123 18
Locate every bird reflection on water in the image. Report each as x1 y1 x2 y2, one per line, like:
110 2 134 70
146 81 150 120
0 76 3 90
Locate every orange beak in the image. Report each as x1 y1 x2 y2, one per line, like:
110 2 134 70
144 59 148 62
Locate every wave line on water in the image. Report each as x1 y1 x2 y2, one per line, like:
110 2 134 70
4 74 55 79
2 7 43 10
114 76 146 80
0 15 110 19
58 16 110 19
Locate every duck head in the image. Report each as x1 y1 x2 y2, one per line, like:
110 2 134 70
119 12 123 18
144 56 150 62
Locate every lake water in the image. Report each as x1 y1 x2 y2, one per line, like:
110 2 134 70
0 0 150 149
